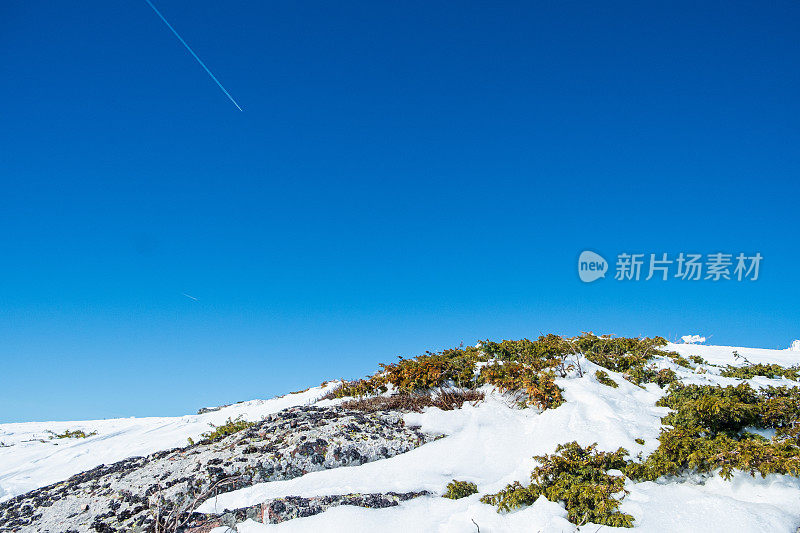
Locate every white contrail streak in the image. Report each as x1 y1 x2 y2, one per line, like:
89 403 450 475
182 293 199 301
144 0 243 111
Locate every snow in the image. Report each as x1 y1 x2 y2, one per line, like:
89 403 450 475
0 382 339 502
621 473 800 533
680 335 706 344
790 340 800 352
214 475 800 533
197 345 800 531
197 369 666 516
4 343 800 531
225 495 573 533
667 342 800 367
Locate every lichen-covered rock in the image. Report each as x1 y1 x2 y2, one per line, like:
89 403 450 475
191 491 429 526
0 406 433 532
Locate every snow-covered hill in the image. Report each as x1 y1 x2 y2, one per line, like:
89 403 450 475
2 340 800 532
0 384 339 503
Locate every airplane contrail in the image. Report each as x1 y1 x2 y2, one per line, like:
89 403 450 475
144 0 243 111
182 293 199 301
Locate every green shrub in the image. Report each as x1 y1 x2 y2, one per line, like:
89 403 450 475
720 363 800 381
634 438 645 445
47 429 97 439
659 383 800 437
325 377 388 399
442 480 478 499
481 335 570 371
323 334 672 407
624 365 677 388
689 355 706 365
574 334 681 390
658 383 760 435
594 370 618 388
670 354 693 368
626 426 800 481
626 383 800 481
200 416 254 443
760 386 800 440
575 333 668 373
481 442 633 527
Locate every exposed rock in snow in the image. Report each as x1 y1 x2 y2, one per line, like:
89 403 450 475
211 491 430 527
0 406 432 532
0 383 342 502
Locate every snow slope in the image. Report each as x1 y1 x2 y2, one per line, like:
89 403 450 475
3 342 800 532
0 383 339 503
668 341 800 367
198 377 667 511
197 343 800 532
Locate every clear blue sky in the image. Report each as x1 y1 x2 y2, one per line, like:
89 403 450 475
1 1 798 422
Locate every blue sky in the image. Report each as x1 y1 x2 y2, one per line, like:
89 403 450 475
1 1 799 422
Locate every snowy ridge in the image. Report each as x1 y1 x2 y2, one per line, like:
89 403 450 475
0 383 339 503
2 343 800 532
668 341 800 366
197 343 800 532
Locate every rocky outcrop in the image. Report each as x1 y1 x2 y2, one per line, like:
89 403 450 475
0 406 433 532
183 491 430 531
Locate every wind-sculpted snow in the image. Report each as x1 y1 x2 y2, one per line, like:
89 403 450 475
0 406 432 532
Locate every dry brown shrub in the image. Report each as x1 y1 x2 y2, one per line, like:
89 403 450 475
341 389 484 413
